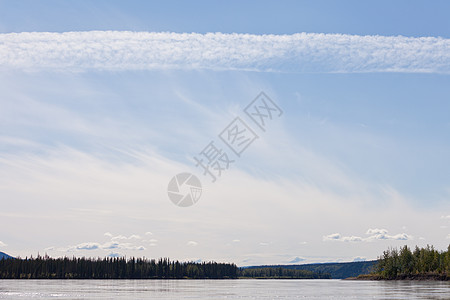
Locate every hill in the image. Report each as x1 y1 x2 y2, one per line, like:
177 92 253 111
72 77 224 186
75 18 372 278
246 260 377 279
0 252 14 260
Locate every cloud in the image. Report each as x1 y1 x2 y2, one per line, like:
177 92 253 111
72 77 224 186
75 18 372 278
232 239 240 243
1 31 449 73
111 235 128 240
0 241 7 247
446 234 450 239
63 239 146 252
353 257 366 262
104 242 145 251
129 235 142 240
323 233 342 241
108 234 143 241
107 252 123 258
187 241 198 246
365 232 413 241
76 242 100 250
288 257 306 264
324 229 413 242
101 242 120 250
441 215 450 220
145 232 153 236
342 236 364 242
366 228 388 235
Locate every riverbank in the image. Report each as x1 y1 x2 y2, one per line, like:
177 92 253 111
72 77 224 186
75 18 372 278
349 273 449 281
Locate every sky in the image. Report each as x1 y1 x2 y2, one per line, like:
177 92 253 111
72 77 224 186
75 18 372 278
0 0 449 266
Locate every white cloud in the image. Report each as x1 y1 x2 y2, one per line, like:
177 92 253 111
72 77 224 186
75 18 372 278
323 233 342 241
145 232 153 236
129 235 142 240
366 228 388 235
107 252 123 258
187 241 198 246
288 257 305 263
323 234 363 242
76 242 100 250
101 242 120 250
353 257 366 262
441 215 450 219
1 31 449 73
111 235 128 240
106 234 143 241
232 239 240 243
324 229 413 242
365 232 413 241
446 234 450 239
0 241 7 247
341 236 364 242
61 239 146 252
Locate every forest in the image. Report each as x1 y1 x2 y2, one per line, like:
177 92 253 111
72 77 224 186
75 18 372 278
239 267 330 279
368 244 450 280
0 255 329 279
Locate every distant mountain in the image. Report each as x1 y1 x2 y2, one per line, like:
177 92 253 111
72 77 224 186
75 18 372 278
0 252 14 260
246 260 377 279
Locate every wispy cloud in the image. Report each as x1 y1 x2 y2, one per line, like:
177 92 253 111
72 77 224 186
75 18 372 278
1 31 449 73
186 241 198 247
0 241 7 247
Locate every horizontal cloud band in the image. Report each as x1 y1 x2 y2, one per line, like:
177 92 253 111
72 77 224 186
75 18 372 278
1 31 449 73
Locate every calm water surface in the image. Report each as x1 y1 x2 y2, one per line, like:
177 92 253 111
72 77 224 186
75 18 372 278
0 279 449 299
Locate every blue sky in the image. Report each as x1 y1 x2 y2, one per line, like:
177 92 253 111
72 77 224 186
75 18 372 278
0 1 449 265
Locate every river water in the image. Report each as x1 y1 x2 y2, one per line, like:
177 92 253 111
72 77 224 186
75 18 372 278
0 279 449 299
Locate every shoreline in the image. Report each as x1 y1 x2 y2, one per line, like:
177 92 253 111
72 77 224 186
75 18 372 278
348 273 449 281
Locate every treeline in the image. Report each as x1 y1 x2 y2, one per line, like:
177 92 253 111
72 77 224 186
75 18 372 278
0 255 328 279
0 255 238 279
373 245 450 280
240 267 330 279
